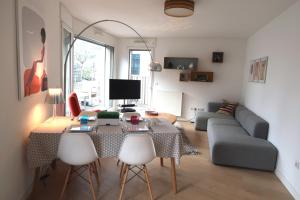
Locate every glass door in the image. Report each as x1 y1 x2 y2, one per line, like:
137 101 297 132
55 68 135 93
72 38 114 111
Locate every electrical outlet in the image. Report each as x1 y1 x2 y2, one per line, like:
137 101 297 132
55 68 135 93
295 161 300 170
190 107 198 111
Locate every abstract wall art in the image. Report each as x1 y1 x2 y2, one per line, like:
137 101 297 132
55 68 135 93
16 0 48 99
249 57 268 83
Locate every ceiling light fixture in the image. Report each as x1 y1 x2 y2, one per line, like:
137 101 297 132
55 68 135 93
164 0 194 17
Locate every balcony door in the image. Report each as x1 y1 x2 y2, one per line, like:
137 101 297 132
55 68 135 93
128 49 151 105
64 37 114 114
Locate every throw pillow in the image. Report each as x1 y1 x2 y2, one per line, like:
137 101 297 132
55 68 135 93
216 101 238 115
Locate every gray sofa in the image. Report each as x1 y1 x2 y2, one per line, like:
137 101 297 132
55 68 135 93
195 102 278 171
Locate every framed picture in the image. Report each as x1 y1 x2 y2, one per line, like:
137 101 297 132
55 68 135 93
249 57 268 83
16 0 48 99
212 52 224 63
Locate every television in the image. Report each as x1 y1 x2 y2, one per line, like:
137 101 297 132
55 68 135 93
109 79 141 100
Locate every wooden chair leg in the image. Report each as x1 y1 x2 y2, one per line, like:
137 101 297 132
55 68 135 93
88 164 97 200
59 166 72 200
160 158 164 167
119 162 124 178
143 165 154 200
67 166 75 185
93 162 100 185
119 165 129 200
97 158 101 169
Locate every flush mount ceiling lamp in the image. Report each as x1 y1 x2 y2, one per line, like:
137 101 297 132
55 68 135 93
164 0 195 17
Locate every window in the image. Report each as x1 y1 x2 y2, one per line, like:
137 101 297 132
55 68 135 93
131 54 140 75
64 37 114 113
129 50 151 105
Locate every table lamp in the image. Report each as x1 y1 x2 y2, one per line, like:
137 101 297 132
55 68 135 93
45 88 65 118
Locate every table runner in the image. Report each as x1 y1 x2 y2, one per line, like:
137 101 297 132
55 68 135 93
27 119 186 169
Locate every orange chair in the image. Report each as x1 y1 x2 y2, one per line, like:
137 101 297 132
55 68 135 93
68 92 101 117
68 92 81 117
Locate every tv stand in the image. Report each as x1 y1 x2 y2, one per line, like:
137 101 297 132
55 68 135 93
120 104 135 107
121 107 136 113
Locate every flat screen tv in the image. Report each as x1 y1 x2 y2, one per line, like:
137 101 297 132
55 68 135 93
109 79 141 100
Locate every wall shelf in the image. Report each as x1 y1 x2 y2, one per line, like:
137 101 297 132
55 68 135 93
190 72 213 82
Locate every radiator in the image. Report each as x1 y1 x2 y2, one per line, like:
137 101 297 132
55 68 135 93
152 90 183 116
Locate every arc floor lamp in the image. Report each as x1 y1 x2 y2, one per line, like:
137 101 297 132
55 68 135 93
63 19 162 107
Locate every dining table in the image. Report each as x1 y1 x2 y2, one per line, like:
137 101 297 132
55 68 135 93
27 115 188 195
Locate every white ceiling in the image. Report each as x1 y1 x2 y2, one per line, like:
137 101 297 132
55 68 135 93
60 0 298 38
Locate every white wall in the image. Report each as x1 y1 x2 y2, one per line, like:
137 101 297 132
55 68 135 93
72 18 119 49
154 38 246 118
117 38 156 80
241 1 300 199
0 0 61 199
117 38 246 118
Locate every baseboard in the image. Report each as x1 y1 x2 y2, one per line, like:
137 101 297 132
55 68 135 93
275 169 300 199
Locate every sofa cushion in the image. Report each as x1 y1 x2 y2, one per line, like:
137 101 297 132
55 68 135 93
207 118 240 127
208 123 249 138
195 112 233 130
235 105 269 139
207 123 278 171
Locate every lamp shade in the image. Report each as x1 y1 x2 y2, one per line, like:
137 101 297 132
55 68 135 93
164 0 194 17
45 88 65 104
150 62 162 72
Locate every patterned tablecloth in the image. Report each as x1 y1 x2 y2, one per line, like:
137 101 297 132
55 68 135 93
27 118 186 169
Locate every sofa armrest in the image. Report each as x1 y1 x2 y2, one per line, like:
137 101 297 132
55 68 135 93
208 102 223 112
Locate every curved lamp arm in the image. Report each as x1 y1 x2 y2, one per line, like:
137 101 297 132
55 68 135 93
63 19 162 75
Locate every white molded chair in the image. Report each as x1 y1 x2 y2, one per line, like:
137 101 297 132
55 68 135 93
57 133 99 200
117 112 142 165
118 134 156 200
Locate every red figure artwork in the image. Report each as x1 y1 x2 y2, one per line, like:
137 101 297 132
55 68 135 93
24 28 48 97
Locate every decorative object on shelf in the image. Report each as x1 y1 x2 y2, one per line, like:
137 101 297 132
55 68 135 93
45 88 65 118
190 72 213 82
212 52 224 63
179 72 190 82
164 57 198 70
16 0 49 99
164 0 195 17
249 57 268 83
